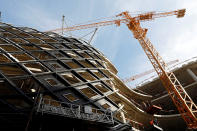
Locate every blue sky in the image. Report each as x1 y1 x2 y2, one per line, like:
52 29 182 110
1 0 197 87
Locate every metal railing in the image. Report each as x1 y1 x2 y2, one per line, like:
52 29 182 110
36 97 114 124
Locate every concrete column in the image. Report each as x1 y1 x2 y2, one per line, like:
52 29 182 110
110 80 116 91
120 111 126 123
118 103 126 123
186 68 197 82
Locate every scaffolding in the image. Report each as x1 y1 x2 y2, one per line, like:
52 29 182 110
36 96 114 125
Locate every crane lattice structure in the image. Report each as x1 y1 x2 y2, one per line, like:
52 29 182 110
122 59 178 83
47 9 197 129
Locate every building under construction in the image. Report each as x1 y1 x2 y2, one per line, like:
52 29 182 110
0 8 197 131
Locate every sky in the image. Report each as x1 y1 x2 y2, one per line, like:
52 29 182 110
1 0 197 87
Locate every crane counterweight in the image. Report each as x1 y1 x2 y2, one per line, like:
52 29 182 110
177 9 186 18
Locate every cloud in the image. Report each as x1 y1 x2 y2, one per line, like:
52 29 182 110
16 3 60 31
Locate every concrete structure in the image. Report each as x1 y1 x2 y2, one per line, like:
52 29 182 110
133 57 197 130
0 22 136 130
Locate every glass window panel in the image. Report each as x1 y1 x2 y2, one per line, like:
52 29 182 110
102 103 110 109
91 70 105 78
12 53 34 61
0 64 27 76
90 47 101 54
64 51 79 58
80 87 97 98
0 54 12 63
91 53 102 60
26 38 43 44
0 38 8 44
31 33 48 38
63 60 80 69
52 43 68 49
9 38 27 44
24 62 49 73
89 60 102 67
45 78 58 86
0 80 17 95
68 44 79 49
31 51 54 60
38 75 65 87
42 38 58 43
63 93 78 102
104 80 114 87
0 32 16 38
40 44 55 50
78 60 93 68
77 70 96 82
49 62 64 71
18 27 36 33
16 32 31 37
78 51 91 58
50 51 67 58
3 27 20 33
101 69 110 77
51 63 61 69
20 44 40 51
108 94 121 105
12 78 42 93
94 83 109 93
0 45 20 52
79 45 90 51
61 72 80 84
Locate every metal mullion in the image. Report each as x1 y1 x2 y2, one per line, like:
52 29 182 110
0 36 48 63
1 37 58 76
0 41 38 76
73 67 104 71
29 29 62 42
44 42 70 50
17 26 63 43
0 22 117 114
0 27 31 42
0 69 33 104
53 79 106 93
84 90 119 109
1 23 52 41
0 36 63 103
86 69 104 81
54 71 113 111
0 99 25 114
23 71 54 77
100 79 115 92
98 69 110 79
62 48 81 52
0 26 59 53
55 59 70 70
47 71 101 106
4 74 32 80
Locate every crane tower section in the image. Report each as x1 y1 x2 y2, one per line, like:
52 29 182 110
121 10 197 129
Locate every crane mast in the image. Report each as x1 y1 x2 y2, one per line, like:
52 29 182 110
47 9 197 129
121 11 197 129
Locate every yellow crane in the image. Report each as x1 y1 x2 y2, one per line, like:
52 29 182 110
47 9 197 129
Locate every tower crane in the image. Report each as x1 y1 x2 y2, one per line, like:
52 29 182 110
122 59 179 83
47 9 197 129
